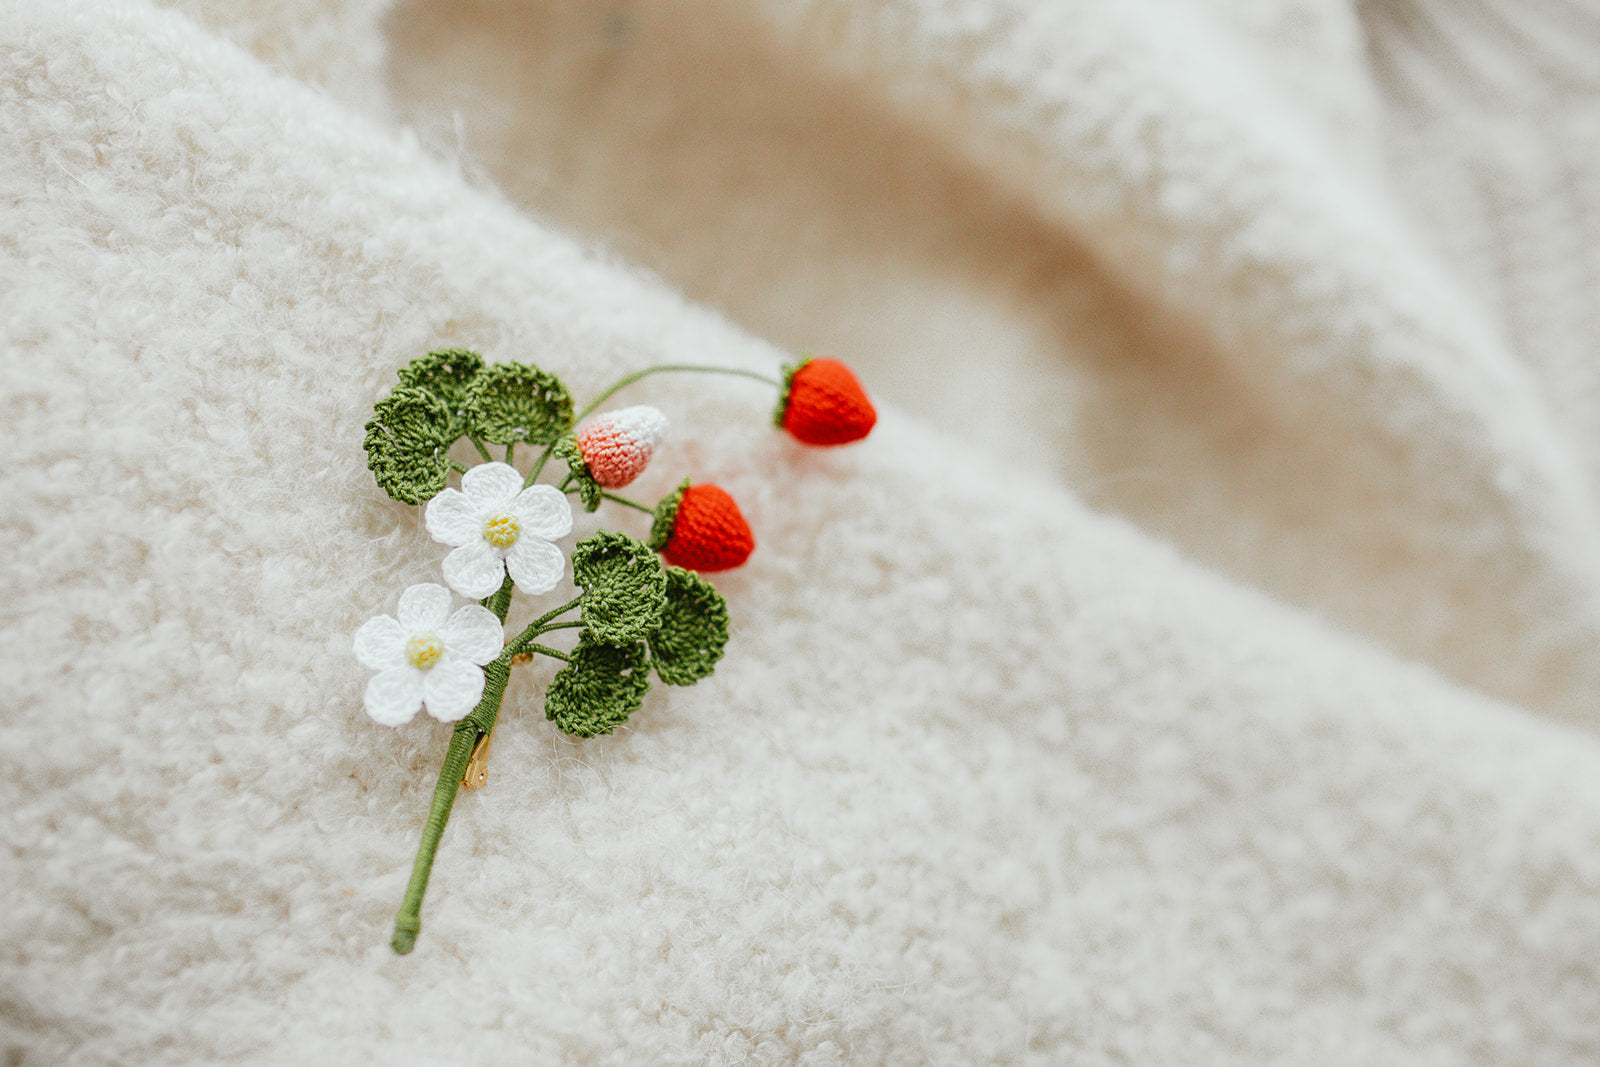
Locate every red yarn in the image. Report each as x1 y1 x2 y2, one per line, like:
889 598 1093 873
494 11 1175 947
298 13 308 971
663 484 754 572
782 359 876 446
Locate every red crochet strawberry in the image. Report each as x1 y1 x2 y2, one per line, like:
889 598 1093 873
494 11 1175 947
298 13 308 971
776 357 876 446
574 404 668 488
650 481 754 571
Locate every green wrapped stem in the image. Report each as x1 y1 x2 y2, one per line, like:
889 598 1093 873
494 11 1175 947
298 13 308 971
390 582 580 954
391 657 511 954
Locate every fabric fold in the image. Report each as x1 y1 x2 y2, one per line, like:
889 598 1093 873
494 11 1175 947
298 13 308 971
381 0 1600 719
722 0 1600 719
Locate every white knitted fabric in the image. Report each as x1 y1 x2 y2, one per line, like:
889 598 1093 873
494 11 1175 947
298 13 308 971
4 0 1599 1062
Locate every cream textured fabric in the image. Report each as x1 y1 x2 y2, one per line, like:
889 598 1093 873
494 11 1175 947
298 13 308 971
4 0 1599 1063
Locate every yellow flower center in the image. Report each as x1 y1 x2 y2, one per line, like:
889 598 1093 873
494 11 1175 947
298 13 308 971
483 512 520 549
405 632 444 670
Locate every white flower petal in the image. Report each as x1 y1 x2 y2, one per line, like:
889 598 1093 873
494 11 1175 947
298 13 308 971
442 540 507 599
396 583 452 629
364 667 424 726
509 484 574 541
352 614 406 670
505 536 565 595
425 488 481 547
440 604 504 665
460 462 524 510
422 658 486 722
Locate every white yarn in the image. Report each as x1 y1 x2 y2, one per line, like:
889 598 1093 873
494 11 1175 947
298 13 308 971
353 583 503 726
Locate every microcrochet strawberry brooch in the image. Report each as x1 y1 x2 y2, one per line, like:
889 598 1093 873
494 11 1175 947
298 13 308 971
359 349 875 953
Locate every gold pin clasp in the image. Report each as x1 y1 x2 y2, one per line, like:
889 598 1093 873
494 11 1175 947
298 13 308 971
462 727 494 790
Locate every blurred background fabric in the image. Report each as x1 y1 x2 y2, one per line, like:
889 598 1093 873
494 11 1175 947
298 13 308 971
4 0 1599 1061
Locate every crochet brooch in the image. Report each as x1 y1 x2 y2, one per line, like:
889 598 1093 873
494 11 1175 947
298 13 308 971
357 351 876 953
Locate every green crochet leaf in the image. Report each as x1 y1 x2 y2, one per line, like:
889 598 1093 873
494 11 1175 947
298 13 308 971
571 531 668 643
555 433 603 512
364 386 457 505
397 349 485 426
465 362 573 446
544 635 651 739
648 479 690 551
649 566 730 686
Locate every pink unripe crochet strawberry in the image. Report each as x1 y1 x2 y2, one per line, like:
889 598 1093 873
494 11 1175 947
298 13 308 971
777 358 876 446
574 405 669 488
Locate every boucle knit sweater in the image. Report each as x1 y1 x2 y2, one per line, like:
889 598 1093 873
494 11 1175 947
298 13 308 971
5 0 1599 1062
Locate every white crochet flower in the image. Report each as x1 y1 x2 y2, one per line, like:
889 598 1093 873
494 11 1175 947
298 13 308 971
353 583 504 726
424 462 574 599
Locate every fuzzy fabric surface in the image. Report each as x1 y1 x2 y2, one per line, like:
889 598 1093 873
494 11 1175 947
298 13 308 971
4 0 1600 1063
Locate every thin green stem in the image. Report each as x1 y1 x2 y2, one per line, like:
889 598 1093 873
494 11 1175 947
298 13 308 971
535 619 585 632
506 595 584 658
528 593 584 631
504 443 516 465
521 644 569 662
575 364 781 422
525 443 557 488
600 491 653 514
468 437 494 463
447 459 469 474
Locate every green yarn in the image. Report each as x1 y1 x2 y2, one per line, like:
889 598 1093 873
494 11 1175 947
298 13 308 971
772 356 811 427
466 361 573 446
648 479 690 551
649 566 729 686
571 531 668 643
364 386 457 505
544 635 652 738
397 349 485 432
554 433 603 511
391 656 511 954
